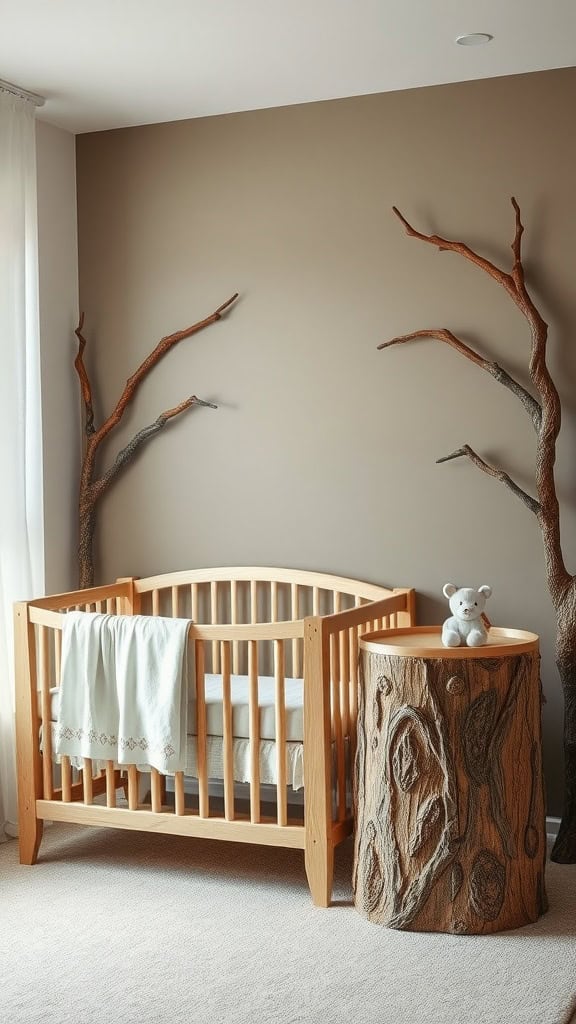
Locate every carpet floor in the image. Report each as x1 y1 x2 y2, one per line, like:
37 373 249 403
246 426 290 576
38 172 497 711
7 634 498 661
1 824 575 1024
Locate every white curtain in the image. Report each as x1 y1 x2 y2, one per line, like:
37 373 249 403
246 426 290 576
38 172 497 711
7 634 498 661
0 90 44 840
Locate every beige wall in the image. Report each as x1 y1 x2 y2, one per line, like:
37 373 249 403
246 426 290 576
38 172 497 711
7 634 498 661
76 67 576 815
36 120 79 593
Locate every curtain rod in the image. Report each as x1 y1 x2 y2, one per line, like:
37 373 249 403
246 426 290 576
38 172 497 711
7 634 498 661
0 77 45 107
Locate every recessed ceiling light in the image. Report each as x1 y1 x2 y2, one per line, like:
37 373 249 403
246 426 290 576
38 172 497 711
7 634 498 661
455 32 494 46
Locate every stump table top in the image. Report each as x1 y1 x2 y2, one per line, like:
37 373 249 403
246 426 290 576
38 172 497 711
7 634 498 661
360 625 539 659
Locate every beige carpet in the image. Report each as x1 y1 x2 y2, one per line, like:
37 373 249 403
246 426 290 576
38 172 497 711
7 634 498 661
1 824 575 1024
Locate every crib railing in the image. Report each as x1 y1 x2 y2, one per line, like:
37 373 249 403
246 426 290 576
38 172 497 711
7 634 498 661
16 584 412 825
302 590 413 852
131 566 402 677
15 568 415 904
18 605 307 835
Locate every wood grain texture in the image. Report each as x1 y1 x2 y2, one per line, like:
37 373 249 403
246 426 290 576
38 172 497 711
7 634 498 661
353 632 547 933
74 295 237 588
15 568 415 905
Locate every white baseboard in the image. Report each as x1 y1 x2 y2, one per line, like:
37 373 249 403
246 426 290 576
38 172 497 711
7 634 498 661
546 816 561 838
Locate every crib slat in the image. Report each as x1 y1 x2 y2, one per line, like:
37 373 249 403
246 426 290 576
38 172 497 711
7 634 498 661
211 581 220 672
274 640 287 826
221 641 234 820
83 759 93 804
54 628 62 685
312 586 320 616
196 641 208 817
152 589 160 617
291 584 299 677
150 768 162 812
231 580 239 674
61 756 72 802
350 624 359 739
248 639 260 823
330 631 346 822
39 626 53 800
105 761 116 808
340 627 350 741
171 586 179 618
191 583 199 622
250 581 257 680
128 765 139 809
174 772 185 815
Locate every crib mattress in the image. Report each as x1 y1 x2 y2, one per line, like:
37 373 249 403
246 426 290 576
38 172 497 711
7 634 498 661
46 667 305 786
48 672 305 788
50 673 304 742
187 674 303 741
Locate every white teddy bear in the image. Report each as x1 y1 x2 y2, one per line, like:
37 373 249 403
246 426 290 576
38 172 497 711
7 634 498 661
441 583 492 648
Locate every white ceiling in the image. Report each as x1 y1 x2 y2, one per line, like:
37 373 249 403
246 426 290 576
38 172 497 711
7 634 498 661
1 0 575 135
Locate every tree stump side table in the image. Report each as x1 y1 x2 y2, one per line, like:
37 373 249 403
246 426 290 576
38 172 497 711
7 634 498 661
353 626 547 934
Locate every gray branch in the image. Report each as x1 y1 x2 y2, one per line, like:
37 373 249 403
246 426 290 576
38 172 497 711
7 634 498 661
98 397 216 495
437 445 541 516
489 363 542 432
378 328 542 433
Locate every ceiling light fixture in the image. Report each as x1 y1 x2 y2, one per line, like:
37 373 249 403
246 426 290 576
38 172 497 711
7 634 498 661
455 33 493 46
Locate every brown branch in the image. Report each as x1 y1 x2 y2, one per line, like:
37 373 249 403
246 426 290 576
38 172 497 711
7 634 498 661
74 312 96 436
92 293 237 450
386 200 576 861
77 293 237 587
391 200 569 596
503 201 566 594
510 197 525 291
378 328 485 365
392 206 518 302
436 445 541 516
378 328 542 431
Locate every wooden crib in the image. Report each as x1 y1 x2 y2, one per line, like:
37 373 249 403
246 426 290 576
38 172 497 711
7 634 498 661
14 566 415 905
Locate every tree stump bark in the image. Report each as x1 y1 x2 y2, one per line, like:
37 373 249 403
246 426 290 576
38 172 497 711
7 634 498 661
353 626 547 934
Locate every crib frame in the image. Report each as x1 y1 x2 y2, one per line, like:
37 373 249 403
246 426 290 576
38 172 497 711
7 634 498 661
14 566 415 906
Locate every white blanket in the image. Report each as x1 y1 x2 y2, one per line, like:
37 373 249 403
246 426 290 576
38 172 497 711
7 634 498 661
56 612 191 774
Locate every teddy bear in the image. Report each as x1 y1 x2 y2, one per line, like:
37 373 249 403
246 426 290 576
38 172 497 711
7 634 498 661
441 583 492 647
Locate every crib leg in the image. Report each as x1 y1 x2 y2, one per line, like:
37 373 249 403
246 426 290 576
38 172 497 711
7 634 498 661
19 816 44 865
17 757 44 864
305 839 334 908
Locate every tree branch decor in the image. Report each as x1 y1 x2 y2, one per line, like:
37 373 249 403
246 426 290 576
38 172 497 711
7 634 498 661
378 199 576 863
74 293 238 589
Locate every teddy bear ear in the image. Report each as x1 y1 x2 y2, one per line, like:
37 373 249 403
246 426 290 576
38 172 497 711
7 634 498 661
443 583 457 598
478 585 492 599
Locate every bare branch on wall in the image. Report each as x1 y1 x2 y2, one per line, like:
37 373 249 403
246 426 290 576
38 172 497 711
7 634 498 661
379 199 576 862
74 293 238 589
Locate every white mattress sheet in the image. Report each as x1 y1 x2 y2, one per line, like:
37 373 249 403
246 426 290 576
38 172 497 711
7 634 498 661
48 672 305 789
187 674 303 741
50 673 304 742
